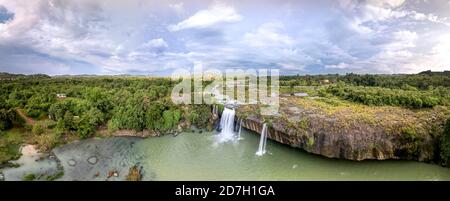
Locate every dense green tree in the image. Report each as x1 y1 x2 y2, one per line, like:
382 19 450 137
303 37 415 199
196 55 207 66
84 87 112 115
0 109 24 131
25 92 56 118
145 101 165 131
327 84 448 108
441 117 450 167
188 105 212 128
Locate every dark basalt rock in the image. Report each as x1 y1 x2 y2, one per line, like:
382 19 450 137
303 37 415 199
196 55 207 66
238 115 438 162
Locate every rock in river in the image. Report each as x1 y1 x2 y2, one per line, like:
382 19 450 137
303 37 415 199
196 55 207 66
67 159 77 166
87 156 98 165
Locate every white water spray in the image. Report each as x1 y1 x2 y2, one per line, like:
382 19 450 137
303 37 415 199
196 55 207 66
238 119 243 140
216 107 236 143
256 123 268 156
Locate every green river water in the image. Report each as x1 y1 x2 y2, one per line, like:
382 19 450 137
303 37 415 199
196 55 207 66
2 128 450 181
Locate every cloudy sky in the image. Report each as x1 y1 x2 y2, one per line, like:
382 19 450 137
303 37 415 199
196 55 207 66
0 0 449 75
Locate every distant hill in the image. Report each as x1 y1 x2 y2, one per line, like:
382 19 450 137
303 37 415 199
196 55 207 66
0 72 51 80
418 70 450 76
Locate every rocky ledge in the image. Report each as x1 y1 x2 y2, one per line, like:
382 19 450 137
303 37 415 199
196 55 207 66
235 96 450 162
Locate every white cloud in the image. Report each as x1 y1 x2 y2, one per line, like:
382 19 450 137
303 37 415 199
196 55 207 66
143 38 168 49
410 11 450 26
339 0 408 34
387 30 418 50
423 34 450 70
325 62 350 69
0 0 170 74
322 27 421 73
168 3 242 32
0 0 41 38
169 2 184 15
243 23 294 47
366 0 405 8
339 30 420 73
360 5 407 22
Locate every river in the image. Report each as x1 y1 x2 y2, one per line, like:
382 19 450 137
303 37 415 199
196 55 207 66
2 128 450 181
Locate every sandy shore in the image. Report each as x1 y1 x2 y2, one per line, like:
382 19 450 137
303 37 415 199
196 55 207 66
20 145 39 156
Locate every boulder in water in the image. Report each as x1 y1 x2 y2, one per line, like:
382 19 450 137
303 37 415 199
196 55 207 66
87 156 98 165
67 159 77 166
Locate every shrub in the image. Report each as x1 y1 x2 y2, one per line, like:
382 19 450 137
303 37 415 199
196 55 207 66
46 171 64 181
440 117 450 167
22 173 36 181
125 165 142 181
32 124 44 135
327 84 447 108
107 120 119 134
0 109 23 131
35 132 59 152
188 105 212 128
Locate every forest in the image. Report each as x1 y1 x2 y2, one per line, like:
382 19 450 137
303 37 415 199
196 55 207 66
0 75 214 164
281 71 450 108
1 71 450 166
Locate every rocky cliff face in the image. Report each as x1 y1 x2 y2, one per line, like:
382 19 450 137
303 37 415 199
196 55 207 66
238 116 438 161
235 97 449 162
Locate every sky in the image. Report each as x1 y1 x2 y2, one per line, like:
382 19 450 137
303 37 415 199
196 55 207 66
0 0 450 75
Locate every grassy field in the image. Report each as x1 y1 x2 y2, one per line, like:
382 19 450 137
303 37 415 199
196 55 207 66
0 128 29 165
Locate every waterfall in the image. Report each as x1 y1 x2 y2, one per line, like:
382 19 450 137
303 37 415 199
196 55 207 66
256 123 268 156
238 119 243 140
216 107 236 143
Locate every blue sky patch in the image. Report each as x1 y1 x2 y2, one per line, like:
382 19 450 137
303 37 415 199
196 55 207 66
0 6 14 24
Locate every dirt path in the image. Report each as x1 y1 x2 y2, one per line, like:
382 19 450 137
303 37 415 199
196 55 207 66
16 108 35 126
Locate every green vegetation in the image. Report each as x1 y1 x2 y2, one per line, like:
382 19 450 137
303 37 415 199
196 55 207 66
280 71 450 89
0 74 215 162
20 171 64 181
32 124 44 135
441 118 450 167
22 173 36 181
0 128 27 165
298 118 309 130
46 171 64 181
0 109 24 131
327 83 449 108
280 71 450 109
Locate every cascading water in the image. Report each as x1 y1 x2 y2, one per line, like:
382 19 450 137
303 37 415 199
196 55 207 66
256 123 268 156
216 107 236 143
238 119 243 140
